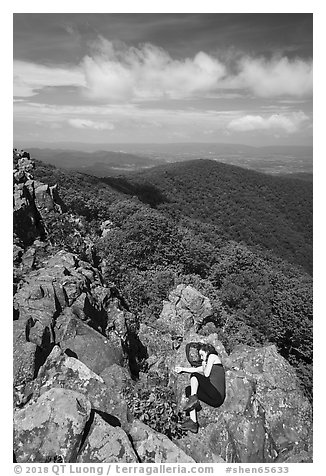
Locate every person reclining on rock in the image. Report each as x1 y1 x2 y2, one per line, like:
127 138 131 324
175 343 225 433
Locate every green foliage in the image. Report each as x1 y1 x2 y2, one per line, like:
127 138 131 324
44 212 95 262
117 267 177 322
125 160 312 274
207 241 313 398
33 160 123 223
122 379 185 439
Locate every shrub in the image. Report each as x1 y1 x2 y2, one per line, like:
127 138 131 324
122 379 185 439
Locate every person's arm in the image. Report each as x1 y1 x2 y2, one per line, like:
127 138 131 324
175 365 204 374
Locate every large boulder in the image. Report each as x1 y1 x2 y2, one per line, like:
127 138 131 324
55 309 125 374
13 320 38 388
99 364 132 391
129 420 195 463
77 413 138 463
34 181 65 213
174 430 227 463
14 388 91 463
138 323 174 368
31 346 130 429
229 345 313 458
155 285 213 337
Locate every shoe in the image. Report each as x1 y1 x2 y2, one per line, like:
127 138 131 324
183 394 200 412
180 418 199 434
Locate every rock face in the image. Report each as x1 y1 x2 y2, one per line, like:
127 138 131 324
156 284 213 337
13 320 38 388
30 346 130 429
13 153 65 245
77 413 138 463
129 420 195 463
14 388 91 463
55 309 125 374
14 246 138 371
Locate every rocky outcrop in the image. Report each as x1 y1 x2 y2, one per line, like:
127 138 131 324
13 248 138 369
155 330 312 463
129 420 195 463
55 309 125 373
156 284 213 337
13 152 65 245
137 286 313 464
14 388 91 463
77 413 138 463
30 345 130 429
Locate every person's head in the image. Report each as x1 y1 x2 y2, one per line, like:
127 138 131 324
198 343 218 362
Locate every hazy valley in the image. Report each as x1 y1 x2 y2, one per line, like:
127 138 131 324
25 143 313 179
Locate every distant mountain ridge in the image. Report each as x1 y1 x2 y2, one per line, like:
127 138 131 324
27 148 168 176
19 143 312 176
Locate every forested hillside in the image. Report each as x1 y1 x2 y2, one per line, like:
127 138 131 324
33 158 313 399
107 159 312 274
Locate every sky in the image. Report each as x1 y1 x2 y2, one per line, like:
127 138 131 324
13 13 313 147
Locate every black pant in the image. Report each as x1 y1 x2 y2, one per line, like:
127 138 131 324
186 373 224 408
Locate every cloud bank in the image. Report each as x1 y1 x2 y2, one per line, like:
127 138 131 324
227 111 309 133
236 56 313 97
82 38 227 101
68 118 115 130
14 39 313 101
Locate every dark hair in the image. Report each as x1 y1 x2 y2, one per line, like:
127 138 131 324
198 343 219 361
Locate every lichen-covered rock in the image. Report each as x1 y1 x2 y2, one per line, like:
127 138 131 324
13 250 100 346
55 309 125 374
156 285 213 337
280 450 312 463
229 345 313 457
129 420 195 463
31 346 129 429
99 363 132 390
34 181 65 213
77 413 138 463
13 320 38 388
175 428 227 463
138 323 173 361
14 388 91 463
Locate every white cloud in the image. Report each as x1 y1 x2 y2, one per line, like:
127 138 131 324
13 60 85 97
13 41 313 102
227 111 309 133
80 39 312 101
235 56 313 98
68 118 115 130
82 38 227 101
